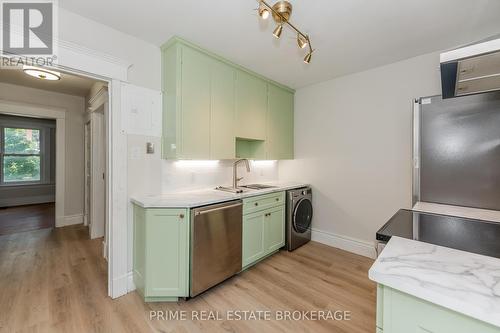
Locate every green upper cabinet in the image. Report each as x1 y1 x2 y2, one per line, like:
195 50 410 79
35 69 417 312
267 84 294 160
235 70 268 141
210 60 236 159
161 37 294 160
180 46 211 159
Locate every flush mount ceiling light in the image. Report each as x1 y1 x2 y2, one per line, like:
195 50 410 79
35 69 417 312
256 0 314 64
23 65 61 81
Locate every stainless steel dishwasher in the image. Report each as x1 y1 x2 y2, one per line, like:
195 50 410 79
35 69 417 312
190 200 242 297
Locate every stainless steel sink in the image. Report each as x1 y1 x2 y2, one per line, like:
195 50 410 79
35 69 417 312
239 184 278 190
215 186 248 194
215 184 278 193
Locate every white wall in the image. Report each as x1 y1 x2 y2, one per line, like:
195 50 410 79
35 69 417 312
279 52 442 256
0 82 86 218
59 8 161 91
161 160 279 193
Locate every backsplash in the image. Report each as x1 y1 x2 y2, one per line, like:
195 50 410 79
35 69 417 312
161 160 279 193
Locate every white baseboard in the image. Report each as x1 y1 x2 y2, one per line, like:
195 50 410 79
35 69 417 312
57 214 84 227
0 195 55 207
111 272 129 299
127 271 136 292
103 240 108 261
311 228 377 259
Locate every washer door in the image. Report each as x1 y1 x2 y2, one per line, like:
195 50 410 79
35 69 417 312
293 198 313 233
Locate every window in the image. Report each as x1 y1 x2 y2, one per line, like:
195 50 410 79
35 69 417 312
2 128 41 183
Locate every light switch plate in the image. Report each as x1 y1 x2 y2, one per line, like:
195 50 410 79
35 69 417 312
146 142 154 154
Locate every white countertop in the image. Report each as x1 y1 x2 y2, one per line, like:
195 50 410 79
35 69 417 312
369 236 500 328
130 181 308 208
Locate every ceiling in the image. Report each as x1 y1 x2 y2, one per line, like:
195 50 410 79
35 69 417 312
59 0 500 88
0 67 100 97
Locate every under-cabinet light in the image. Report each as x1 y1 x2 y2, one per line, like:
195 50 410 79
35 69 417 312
251 160 277 167
174 160 219 168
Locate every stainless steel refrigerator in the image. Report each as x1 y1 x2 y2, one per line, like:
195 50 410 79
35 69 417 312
413 91 500 211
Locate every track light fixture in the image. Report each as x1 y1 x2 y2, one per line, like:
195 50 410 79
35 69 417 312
256 0 314 64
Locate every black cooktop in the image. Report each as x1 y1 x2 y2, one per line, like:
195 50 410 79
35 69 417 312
377 209 500 259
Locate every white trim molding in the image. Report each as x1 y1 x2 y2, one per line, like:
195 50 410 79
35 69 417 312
0 23 131 82
127 271 136 292
311 228 377 259
0 99 66 119
88 86 109 112
0 99 66 228
2 32 131 298
0 194 55 207
59 214 84 227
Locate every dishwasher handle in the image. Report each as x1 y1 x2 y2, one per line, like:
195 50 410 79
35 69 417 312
194 202 243 216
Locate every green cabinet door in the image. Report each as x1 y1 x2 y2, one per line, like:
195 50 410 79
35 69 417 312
264 205 285 252
267 84 294 159
380 285 500 333
210 60 236 159
145 208 189 300
180 46 211 159
235 70 268 140
242 210 266 268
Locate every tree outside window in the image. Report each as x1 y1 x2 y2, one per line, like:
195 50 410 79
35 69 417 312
2 128 41 183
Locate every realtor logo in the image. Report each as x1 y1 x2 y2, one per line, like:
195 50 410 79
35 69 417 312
2 1 54 55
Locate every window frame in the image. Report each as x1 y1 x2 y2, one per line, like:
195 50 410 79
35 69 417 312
0 125 45 186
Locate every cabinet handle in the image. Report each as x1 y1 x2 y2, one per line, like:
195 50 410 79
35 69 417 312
254 202 259 206
275 198 279 201
179 214 185 219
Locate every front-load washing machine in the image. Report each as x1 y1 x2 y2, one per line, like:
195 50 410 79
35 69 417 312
286 187 313 251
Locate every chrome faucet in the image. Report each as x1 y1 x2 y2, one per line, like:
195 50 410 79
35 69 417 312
233 159 250 189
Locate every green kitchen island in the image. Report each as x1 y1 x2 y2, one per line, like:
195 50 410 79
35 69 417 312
369 236 500 333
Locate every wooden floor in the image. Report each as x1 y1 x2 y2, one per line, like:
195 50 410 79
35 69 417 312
0 225 376 333
0 203 55 236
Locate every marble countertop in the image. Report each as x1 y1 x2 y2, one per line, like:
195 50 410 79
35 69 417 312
369 236 500 328
130 181 308 208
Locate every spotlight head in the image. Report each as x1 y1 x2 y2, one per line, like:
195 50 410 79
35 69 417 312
297 34 308 49
273 25 283 39
303 52 312 64
258 6 269 19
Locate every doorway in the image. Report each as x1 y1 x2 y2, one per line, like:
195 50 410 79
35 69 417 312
0 66 110 292
84 97 107 244
0 114 57 235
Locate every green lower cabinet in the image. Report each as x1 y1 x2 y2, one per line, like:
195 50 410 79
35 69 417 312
264 205 285 253
133 205 189 302
378 284 500 333
242 192 285 269
242 210 266 268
